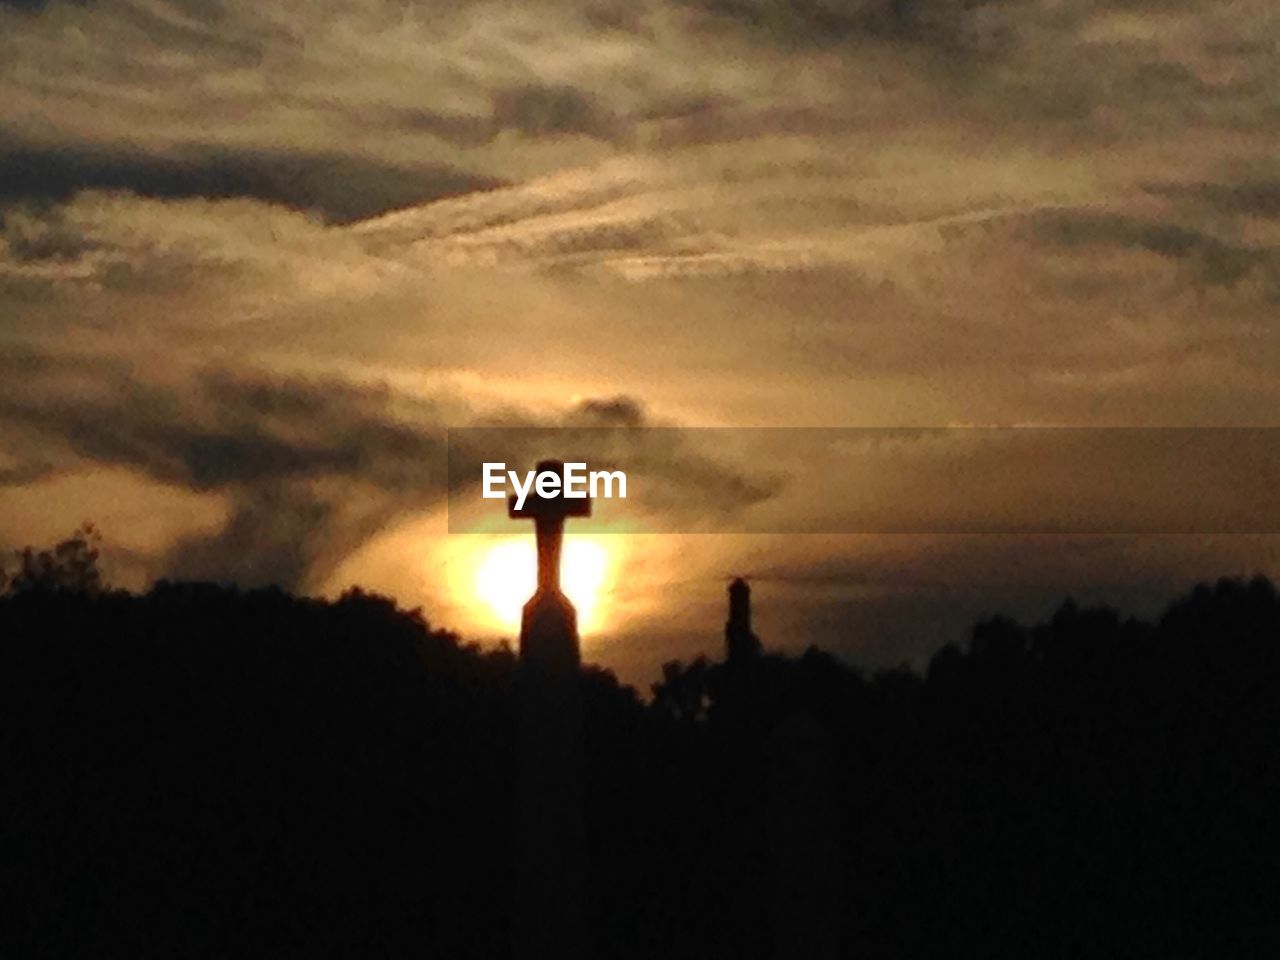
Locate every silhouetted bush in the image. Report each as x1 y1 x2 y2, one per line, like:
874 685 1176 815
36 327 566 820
2 531 1279 958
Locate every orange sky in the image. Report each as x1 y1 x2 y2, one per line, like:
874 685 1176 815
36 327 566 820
3 0 1280 683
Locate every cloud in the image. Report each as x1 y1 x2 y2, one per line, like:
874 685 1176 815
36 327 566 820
1034 211 1277 293
0 132 503 224
1 0 1279 676
0 187 436 327
1153 173 1280 222
491 84 618 140
0 349 455 586
685 0 1016 57
0 0 59 11
0 347 777 587
571 395 648 427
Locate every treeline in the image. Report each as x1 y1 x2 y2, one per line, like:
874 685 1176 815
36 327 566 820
2 529 1279 957
649 577 1280 958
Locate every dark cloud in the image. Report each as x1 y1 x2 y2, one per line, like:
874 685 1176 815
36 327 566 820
165 485 350 588
2 0 281 64
0 205 95 262
491 84 618 140
572 395 647 427
1154 177 1280 221
0 350 451 586
0 459 56 486
21 367 441 496
0 350 777 586
0 0 63 11
1199 181 1280 220
284 95 530 150
1035 212 1272 290
380 107 495 148
0 133 503 224
686 0 1015 56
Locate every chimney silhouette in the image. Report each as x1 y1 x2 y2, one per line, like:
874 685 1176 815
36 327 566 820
725 577 761 663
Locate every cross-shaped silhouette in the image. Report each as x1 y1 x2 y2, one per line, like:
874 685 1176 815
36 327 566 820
508 460 592 599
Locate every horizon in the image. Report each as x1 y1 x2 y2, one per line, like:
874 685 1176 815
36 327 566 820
4 520 1274 691
4 0 1280 683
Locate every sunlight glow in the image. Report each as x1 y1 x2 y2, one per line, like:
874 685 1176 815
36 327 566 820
472 536 612 634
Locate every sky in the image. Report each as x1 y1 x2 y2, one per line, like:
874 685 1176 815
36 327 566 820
2 0 1280 684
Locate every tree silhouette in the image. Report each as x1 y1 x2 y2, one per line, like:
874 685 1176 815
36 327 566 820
2 528 1280 958
2 522 103 596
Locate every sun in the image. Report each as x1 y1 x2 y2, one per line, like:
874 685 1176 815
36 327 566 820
472 536 613 634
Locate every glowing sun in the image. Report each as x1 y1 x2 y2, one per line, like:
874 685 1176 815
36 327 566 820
472 536 612 634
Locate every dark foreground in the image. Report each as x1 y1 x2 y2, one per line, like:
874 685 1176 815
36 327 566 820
3 576 1280 958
